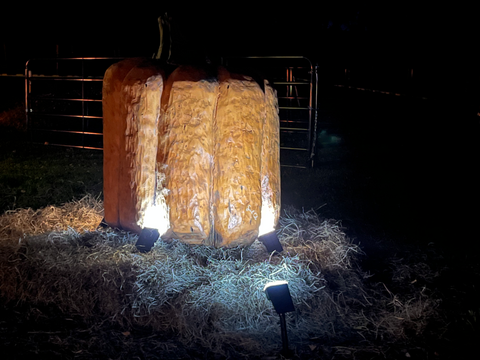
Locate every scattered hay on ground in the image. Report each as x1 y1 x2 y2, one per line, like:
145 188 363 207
0 199 442 358
279 207 361 270
0 194 103 241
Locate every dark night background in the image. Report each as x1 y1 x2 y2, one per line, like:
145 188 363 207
1 3 478 245
1 3 478 111
1 4 478 93
1 4 474 68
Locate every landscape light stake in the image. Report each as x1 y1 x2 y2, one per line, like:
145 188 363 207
264 280 295 357
279 313 289 355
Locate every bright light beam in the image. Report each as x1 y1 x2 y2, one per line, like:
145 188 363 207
143 204 169 236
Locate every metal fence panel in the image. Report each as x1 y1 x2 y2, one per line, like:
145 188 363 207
25 58 123 149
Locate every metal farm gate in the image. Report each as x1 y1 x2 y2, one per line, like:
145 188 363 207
24 56 318 167
25 57 122 150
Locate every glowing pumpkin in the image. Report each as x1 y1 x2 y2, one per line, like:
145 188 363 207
102 59 280 247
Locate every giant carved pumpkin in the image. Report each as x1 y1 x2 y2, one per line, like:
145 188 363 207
102 58 280 247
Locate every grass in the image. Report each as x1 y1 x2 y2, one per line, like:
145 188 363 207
0 102 479 359
0 104 103 213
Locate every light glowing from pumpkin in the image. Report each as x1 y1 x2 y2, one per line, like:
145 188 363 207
258 175 277 237
143 204 170 236
258 201 276 237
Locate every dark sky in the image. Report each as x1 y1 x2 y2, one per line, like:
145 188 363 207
1 3 477 78
0 4 437 61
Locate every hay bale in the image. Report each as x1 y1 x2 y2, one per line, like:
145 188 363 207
212 69 264 247
102 58 164 233
259 80 281 236
158 66 218 243
102 58 144 229
123 62 165 231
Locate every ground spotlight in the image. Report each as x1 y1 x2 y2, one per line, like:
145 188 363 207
258 231 283 253
264 280 295 357
135 227 160 253
97 217 109 230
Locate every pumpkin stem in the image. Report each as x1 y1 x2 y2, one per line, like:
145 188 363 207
155 12 211 65
155 13 172 61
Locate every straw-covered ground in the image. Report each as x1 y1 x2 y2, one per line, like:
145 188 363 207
1 101 478 359
0 195 447 359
